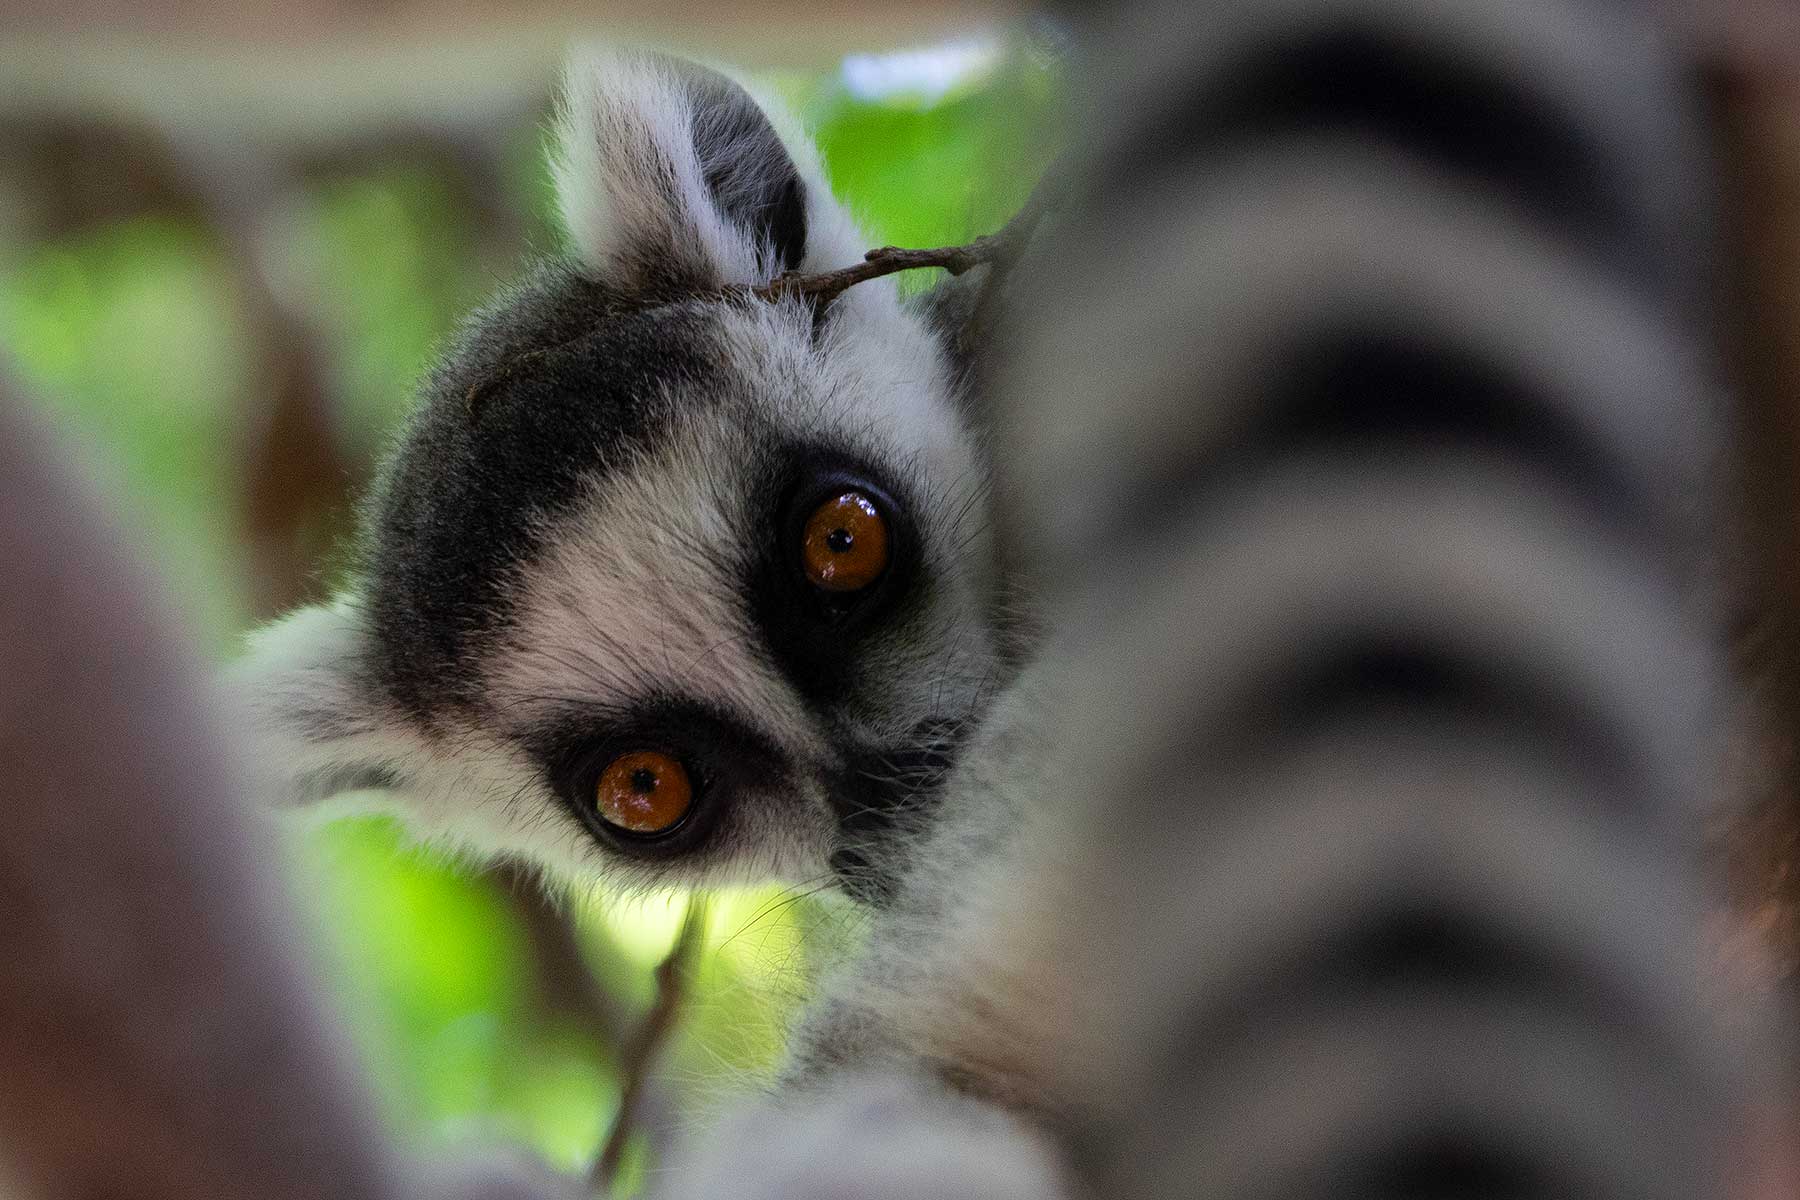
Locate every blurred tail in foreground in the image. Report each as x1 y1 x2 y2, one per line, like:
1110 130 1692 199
1001 0 1748 1194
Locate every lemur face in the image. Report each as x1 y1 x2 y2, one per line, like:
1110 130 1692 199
231 52 1003 900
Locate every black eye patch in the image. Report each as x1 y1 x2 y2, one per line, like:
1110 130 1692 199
745 444 926 706
524 696 791 861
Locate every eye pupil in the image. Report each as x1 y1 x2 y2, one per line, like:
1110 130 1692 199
801 490 890 593
596 750 692 835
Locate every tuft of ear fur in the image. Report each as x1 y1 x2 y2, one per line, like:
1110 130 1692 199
550 48 865 293
220 598 421 813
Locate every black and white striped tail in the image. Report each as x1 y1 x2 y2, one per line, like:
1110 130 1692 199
1003 1 1742 1195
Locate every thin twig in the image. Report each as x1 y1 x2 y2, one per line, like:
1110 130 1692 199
749 166 1067 307
464 168 1064 418
590 897 710 1195
490 861 626 1050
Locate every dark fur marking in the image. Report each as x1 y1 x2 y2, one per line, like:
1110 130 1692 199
360 264 726 721
743 438 935 711
828 715 968 904
524 693 795 866
1093 331 1653 574
1098 25 1648 286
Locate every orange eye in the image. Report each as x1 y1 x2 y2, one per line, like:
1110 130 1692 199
595 750 692 835
801 491 890 593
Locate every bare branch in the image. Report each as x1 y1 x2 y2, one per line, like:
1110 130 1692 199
749 166 1066 307
489 862 627 1051
464 170 1064 416
589 898 710 1195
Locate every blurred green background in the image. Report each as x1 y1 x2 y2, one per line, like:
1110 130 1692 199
0 34 1053 1194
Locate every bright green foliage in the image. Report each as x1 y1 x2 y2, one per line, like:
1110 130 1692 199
804 55 1056 254
0 217 254 651
0 43 1055 1185
282 168 493 443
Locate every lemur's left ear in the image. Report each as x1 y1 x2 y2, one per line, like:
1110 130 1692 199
552 49 862 293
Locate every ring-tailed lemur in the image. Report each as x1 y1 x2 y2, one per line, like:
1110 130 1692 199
230 50 1017 901
2 2 1768 1198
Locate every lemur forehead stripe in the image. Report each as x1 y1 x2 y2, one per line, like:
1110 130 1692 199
363 264 742 723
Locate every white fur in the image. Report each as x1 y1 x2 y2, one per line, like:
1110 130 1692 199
553 49 748 285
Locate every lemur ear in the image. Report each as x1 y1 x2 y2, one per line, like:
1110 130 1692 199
551 49 862 292
222 599 421 811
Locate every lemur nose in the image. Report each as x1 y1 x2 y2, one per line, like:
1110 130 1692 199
824 748 914 881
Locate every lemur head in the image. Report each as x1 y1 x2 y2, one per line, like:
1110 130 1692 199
231 50 1004 901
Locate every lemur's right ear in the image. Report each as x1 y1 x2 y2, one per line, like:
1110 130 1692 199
221 599 422 812
550 49 863 294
